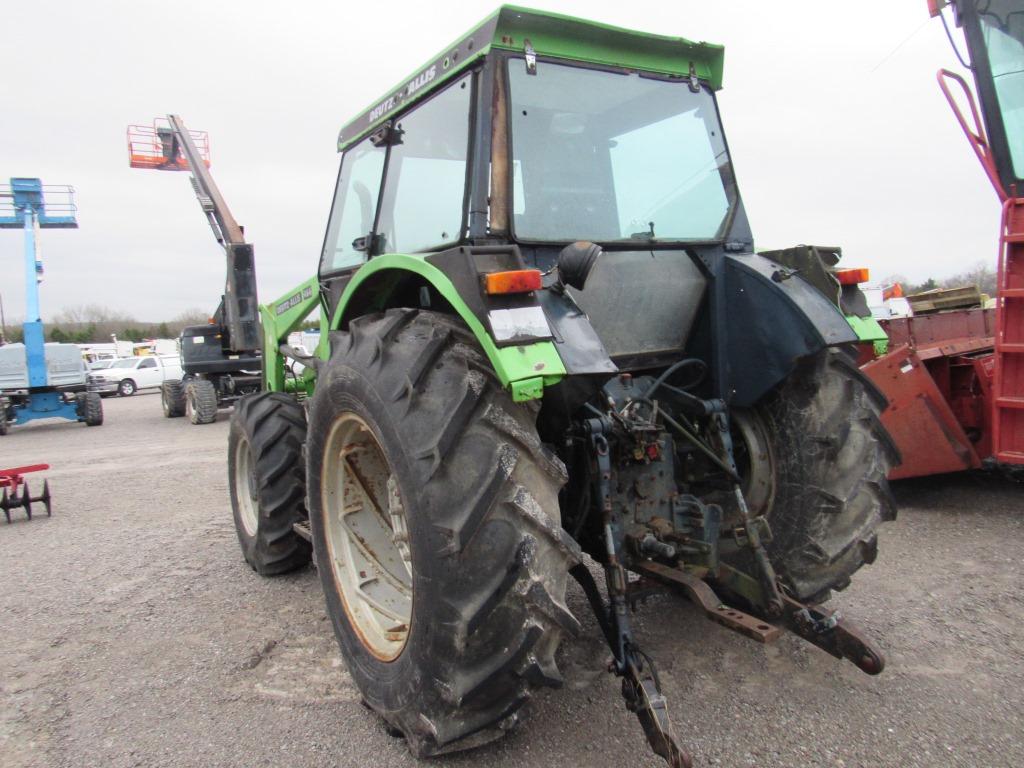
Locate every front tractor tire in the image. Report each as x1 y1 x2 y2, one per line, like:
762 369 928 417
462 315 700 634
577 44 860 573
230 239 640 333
307 309 580 757
228 393 312 575
729 348 898 605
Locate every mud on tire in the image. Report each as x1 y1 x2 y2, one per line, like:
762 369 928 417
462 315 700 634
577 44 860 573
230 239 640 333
228 392 312 575
730 347 898 605
307 309 581 757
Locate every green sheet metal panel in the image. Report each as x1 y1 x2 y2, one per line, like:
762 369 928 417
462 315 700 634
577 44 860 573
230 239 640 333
337 5 724 151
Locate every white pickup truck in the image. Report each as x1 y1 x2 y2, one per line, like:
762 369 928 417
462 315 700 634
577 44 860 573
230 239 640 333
86 356 184 397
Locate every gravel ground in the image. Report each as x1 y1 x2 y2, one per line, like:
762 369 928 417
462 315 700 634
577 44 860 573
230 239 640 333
1 393 1021 768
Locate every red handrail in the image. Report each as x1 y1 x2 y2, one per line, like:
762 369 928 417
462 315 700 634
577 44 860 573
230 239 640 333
936 69 1007 201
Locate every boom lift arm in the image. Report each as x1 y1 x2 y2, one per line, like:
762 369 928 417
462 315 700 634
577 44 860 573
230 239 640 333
128 115 260 356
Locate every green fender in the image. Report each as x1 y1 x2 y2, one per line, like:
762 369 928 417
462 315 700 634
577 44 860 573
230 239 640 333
845 314 889 357
331 254 566 402
260 255 567 401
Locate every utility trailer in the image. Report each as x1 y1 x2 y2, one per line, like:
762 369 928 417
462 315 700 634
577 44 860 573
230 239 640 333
127 117 262 424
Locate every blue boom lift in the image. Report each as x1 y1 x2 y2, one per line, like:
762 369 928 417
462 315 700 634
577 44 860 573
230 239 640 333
0 178 103 433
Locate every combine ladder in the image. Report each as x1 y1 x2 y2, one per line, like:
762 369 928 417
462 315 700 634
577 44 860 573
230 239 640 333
995 199 1024 464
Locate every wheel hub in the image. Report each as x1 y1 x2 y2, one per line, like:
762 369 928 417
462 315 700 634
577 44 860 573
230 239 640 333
321 413 412 661
730 409 775 519
232 436 259 538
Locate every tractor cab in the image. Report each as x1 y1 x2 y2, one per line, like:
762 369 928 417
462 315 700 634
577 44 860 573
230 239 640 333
316 7 765 377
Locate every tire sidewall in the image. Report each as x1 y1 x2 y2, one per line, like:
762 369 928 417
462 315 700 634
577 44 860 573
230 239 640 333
161 384 173 417
227 406 260 563
118 379 136 397
185 385 198 423
307 360 442 715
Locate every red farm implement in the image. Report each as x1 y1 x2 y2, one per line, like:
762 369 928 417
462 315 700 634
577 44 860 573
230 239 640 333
864 309 997 479
0 464 52 523
866 3 1024 481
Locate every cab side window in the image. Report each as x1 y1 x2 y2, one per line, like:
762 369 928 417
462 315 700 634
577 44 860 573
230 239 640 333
320 138 386 272
138 358 156 369
377 75 472 253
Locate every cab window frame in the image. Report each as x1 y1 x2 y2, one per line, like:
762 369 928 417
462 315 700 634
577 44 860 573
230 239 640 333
318 69 478 280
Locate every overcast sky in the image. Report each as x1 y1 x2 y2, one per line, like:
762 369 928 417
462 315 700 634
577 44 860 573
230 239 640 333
0 0 1000 323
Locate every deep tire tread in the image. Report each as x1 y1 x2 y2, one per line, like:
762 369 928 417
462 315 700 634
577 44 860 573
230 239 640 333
229 393 312 576
311 309 579 757
186 379 219 425
161 380 186 418
757 347 897 603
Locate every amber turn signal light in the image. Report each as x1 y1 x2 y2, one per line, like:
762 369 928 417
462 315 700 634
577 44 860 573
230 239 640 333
836 267 870 285
483 269 543 295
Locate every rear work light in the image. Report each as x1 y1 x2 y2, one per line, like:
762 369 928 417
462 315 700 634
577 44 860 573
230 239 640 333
483 269 543 295
836 267 870 285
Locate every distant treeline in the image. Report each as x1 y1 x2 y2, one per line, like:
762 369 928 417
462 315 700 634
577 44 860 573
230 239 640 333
0 304 320 345
882 260 998 297
0 305 210 344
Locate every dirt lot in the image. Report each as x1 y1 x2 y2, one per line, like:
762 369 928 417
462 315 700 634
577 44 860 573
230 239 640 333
1 393 1022 768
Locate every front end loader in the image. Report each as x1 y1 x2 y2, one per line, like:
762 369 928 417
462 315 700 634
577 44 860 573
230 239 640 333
230 8 898 765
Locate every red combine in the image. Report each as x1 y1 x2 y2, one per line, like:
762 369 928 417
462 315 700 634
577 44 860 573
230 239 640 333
862 1 1024 480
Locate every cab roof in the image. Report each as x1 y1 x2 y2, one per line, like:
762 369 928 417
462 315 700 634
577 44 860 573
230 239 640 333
337 5 725 151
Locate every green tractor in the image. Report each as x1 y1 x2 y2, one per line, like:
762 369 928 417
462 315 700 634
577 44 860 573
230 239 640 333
228 7 897 766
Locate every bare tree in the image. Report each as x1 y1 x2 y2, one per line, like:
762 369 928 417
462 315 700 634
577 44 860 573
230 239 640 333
939 260 997 296
172 307 211 327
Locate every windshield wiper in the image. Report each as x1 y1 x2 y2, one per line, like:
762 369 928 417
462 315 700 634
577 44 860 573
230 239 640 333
628 221 656 240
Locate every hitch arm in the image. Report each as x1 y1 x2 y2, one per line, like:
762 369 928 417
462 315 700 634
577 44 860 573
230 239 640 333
779 593 886 675
574 423 691 768
569 563 691 768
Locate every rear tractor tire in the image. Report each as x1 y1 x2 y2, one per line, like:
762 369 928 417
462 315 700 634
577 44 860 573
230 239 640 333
185 379 218 425
228 392 312 575
727 347 898 605
307 309 580 757
161 380 186 418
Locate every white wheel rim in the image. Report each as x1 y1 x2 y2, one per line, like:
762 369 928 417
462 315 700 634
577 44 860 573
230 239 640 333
321 413 412 662
233 435 259 538
732 409 775 518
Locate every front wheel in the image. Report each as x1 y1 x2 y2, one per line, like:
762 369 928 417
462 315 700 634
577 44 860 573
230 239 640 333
117 379 136 397
185 379 218 424
227 393 311 574
307 309 580 757
76 392 103 426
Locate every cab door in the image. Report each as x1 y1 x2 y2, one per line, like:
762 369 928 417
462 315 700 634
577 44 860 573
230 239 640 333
135 357 160 388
